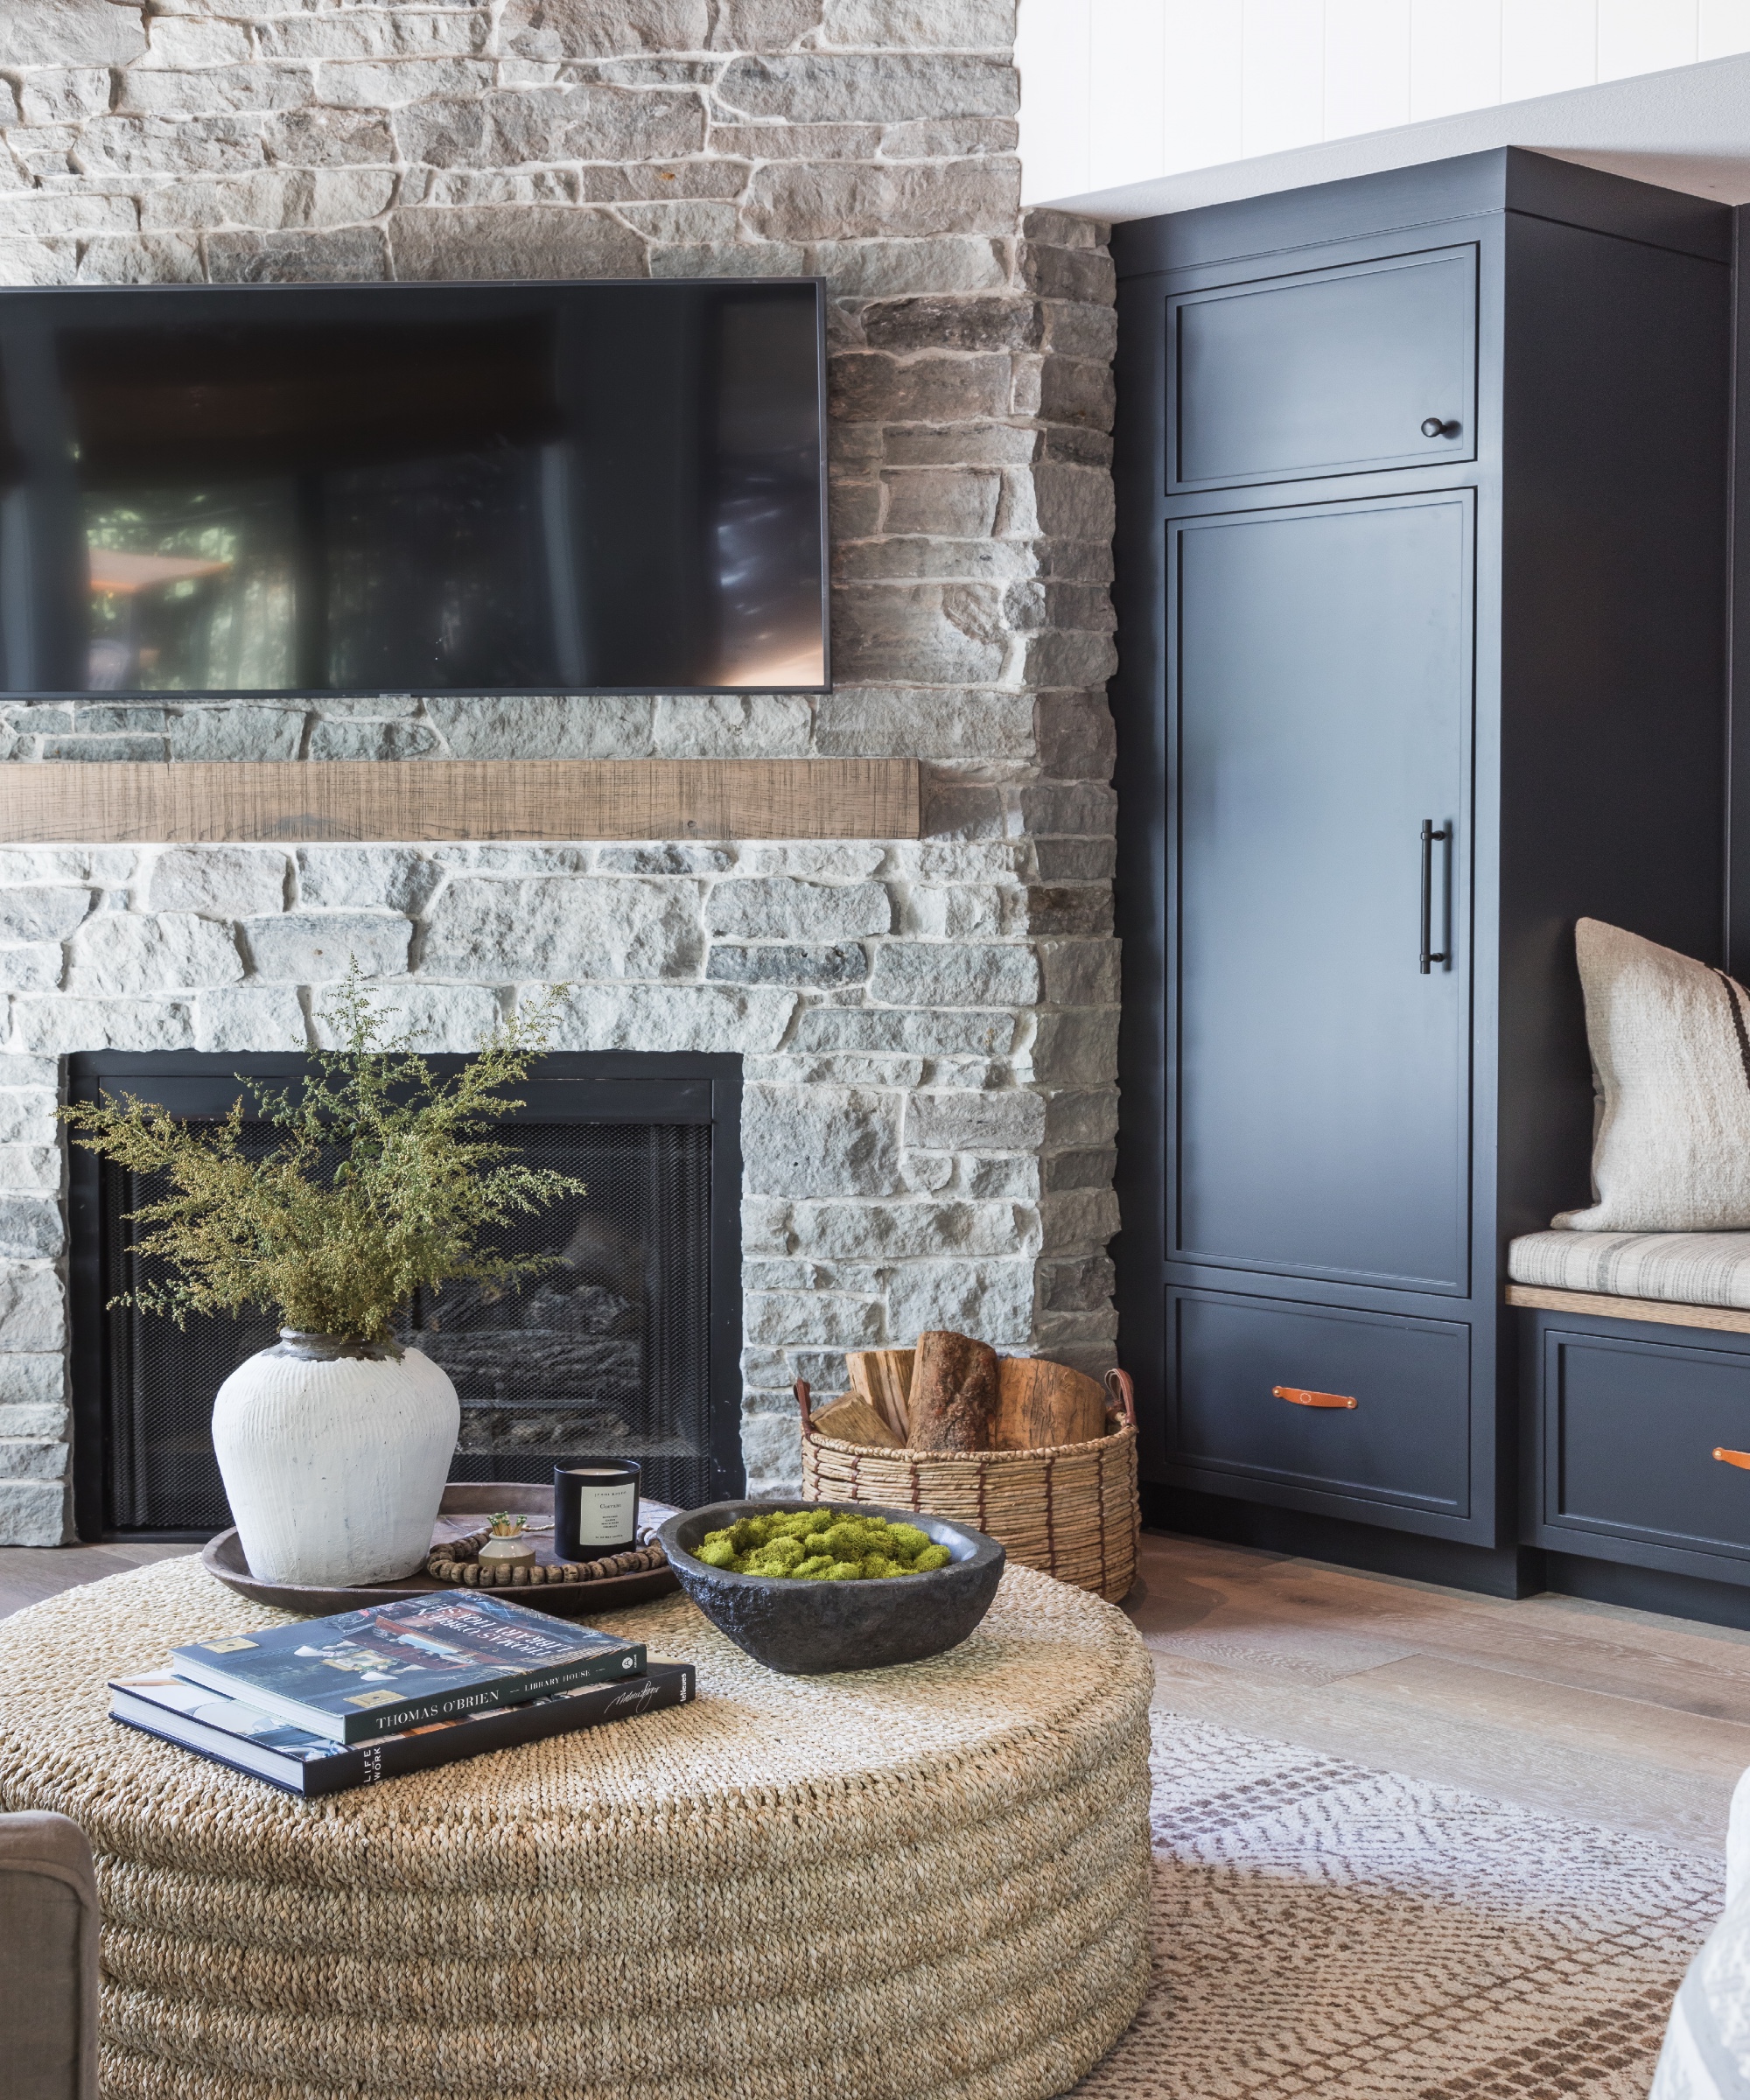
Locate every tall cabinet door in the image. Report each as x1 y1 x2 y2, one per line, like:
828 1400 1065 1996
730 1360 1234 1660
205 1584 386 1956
1170 491 1473 1292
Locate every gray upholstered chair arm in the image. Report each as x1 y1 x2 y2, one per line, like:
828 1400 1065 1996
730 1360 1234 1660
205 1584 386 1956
0 1810 99 2100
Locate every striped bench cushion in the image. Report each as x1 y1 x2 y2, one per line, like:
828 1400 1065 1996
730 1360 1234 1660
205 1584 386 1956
1508 1232 1750 1312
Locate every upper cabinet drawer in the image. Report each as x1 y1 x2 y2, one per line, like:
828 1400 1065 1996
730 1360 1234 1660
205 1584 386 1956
1169 247 1478 493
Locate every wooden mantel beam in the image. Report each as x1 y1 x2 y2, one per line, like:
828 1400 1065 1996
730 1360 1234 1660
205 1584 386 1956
0 759 921 845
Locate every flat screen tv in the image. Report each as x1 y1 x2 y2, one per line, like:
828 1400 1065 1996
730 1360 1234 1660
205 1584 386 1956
0 278 827 698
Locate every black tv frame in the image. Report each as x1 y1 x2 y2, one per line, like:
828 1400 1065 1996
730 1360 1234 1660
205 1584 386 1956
0 276 831 702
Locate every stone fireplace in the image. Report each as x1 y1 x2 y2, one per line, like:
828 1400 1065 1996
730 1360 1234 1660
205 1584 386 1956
0 0 1119 1544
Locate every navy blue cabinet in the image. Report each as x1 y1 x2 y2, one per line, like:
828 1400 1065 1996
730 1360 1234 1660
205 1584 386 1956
1525 1316 1750 1581
1170 245 1478 491
1172 1290 1472 1520
1172 492 1473 1292
1113 151 1731 1563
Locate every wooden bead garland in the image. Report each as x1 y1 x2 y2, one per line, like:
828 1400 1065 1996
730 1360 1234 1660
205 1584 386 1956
426 1528 668 1590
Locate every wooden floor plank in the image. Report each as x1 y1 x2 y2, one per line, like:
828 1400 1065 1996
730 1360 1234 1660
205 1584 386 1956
1335 1651 1750 1779
0 1544 191 1620
1144 1647 1735 1854
1137 1531 1750 1670
1131 1530 1750 1852
1130 1551 1750 1722
1122 1585 1422 1686
1405 1621 1750 1725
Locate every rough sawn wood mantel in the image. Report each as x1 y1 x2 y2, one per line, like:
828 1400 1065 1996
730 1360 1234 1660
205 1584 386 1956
0 759 921 844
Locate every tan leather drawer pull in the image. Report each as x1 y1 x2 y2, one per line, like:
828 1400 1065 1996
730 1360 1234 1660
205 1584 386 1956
1714 1447 1750 1470
1274 1385 1358 1410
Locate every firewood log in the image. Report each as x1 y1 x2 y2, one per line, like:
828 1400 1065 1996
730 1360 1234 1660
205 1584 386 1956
845 1348 914 1438
811 1392 904 1449
907 1331 1000 1452
993 1357 1110 1450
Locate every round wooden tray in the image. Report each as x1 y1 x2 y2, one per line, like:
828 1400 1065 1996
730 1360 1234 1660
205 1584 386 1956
199 1482 681 1619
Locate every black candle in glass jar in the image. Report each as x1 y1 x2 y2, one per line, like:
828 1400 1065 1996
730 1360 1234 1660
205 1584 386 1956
554 1460 641 1561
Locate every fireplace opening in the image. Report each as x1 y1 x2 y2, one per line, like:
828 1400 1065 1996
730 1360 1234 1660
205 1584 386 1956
67 1052 745 1540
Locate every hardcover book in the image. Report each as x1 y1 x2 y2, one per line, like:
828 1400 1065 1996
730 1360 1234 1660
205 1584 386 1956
168 1592 647 1744
110 1659 695 1797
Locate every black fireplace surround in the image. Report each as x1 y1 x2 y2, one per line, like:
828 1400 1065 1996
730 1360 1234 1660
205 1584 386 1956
67 1052 744 1542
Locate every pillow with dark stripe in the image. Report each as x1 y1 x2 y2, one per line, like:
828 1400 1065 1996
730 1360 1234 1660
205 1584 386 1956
1555 918 1750 1231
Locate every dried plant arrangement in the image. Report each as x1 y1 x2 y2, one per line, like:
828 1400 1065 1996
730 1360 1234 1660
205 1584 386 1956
59 969 586 1348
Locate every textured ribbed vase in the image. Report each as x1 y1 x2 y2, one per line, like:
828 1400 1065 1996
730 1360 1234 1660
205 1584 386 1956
211 1333 460 1586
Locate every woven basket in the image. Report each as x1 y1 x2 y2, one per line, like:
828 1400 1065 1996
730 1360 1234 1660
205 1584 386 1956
796 1367 1141 1603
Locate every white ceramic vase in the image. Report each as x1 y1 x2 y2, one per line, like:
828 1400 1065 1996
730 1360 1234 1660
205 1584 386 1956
211 1332 460 1587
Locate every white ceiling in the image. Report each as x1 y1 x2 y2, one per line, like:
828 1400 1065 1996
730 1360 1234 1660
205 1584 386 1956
1040 48 1750 221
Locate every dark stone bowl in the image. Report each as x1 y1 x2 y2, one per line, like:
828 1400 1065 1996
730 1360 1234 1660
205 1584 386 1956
655 1500 1006 1676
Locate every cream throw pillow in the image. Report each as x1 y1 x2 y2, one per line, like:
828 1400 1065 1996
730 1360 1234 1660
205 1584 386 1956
1556 918 1750 1230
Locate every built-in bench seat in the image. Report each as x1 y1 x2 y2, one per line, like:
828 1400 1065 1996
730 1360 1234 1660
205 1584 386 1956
1508 1231 1750 1593
1507 1230 1750 1337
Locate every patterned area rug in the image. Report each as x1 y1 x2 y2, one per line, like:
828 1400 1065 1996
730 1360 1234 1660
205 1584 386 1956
1075 1712 1724 2098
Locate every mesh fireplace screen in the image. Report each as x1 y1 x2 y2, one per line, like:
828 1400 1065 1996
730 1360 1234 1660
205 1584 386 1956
97 1118 715 1533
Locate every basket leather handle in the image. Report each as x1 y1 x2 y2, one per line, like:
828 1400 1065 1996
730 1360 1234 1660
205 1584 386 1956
794 1377 815 1435
1105 1367 1137 1427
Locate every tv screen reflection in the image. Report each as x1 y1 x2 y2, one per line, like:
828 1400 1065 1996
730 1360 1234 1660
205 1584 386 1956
0 279 826 697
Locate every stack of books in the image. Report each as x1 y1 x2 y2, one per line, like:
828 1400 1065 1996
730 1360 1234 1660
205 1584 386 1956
108 1589 695 1796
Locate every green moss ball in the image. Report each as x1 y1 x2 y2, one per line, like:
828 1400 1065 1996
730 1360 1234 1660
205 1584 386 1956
695 1508 959 1580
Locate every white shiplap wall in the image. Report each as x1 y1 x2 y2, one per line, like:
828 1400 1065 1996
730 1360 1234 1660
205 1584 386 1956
1018 0 1750 204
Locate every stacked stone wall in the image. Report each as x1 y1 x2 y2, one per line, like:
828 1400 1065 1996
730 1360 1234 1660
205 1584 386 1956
0 0 1117 1538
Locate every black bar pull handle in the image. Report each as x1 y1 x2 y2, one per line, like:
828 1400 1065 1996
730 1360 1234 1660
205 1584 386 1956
1419 819 1450 974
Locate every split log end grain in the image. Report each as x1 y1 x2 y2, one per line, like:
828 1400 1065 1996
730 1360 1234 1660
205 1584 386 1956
993 1358 1110 1450
845 1348 915 1439
907 1330 1000 1452
812 1392 904 1449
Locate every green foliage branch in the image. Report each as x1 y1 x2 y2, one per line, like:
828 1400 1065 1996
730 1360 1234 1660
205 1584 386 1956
59 970 586 1348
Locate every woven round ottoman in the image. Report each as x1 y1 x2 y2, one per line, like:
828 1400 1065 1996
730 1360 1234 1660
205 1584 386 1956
0 1556 1153 2100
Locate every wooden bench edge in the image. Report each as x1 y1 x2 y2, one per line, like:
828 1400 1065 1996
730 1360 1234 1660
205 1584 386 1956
1504 1282 1750 1338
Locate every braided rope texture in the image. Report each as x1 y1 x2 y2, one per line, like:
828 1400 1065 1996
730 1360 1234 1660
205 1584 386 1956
0 1556 1153 2100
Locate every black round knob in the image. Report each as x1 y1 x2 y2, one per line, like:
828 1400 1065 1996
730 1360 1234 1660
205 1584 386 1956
1421 416 1457 438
